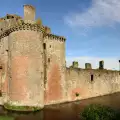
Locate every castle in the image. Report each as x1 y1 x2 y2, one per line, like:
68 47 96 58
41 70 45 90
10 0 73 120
0 5 120 111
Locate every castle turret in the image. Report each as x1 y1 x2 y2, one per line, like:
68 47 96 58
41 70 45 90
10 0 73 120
24 5 36 21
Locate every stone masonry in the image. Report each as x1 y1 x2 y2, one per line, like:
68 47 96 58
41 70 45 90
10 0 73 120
0 5 120 111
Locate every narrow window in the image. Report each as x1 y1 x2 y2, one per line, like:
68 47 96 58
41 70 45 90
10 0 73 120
43 43 46 49
48 58 50 63
0 66 2 69
91 74 94 82
0 90 2 97
1 28 3 31
50 45 51 48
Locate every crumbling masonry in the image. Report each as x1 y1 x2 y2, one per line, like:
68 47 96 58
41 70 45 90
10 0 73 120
0 5 120 111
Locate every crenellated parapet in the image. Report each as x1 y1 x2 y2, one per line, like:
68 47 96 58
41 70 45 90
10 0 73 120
0 18 66 42
68 60 118 71
0 20 45 39
0 17 21 32
44 33 66 42
5 14 22 20
0 14 22 21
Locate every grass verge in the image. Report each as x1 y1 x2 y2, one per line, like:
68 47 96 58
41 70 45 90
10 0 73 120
4 103 41 112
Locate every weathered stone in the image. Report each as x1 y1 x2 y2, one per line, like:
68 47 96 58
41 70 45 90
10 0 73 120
85 63 92 69
72 61 79 68
24 4 36 21
99 60 104 69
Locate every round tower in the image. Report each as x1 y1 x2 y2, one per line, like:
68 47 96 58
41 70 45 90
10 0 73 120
4 22 45 111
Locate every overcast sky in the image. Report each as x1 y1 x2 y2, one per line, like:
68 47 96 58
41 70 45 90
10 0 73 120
0 0 120 70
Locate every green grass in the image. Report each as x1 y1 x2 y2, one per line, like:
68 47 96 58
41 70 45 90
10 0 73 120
4 103 41 112
81 104 120 120
0 116 14 120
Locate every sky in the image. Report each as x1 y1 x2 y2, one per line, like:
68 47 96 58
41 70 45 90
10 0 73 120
0 0 120 70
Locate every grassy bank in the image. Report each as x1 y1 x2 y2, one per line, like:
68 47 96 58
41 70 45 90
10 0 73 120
4 103 41 112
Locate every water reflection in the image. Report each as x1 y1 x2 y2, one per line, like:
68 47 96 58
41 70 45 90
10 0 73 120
0 92 120 120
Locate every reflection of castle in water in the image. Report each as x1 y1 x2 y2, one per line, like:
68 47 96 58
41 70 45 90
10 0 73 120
0 5 119 111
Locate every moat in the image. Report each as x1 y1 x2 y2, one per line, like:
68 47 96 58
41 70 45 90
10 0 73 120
0 92 120 120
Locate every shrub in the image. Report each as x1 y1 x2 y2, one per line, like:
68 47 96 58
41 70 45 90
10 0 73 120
81 104 119 120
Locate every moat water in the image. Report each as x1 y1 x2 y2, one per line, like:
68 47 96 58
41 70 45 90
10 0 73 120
1 92 120 120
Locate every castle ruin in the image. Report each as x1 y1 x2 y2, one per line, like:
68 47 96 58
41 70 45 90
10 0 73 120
0 5 120 111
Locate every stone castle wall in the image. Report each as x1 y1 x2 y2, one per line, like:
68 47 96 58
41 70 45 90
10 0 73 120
8 30 44 108
0 4 119 111
0 4 66 110
0 36 8 104
43 34 66 105
65 68 120 102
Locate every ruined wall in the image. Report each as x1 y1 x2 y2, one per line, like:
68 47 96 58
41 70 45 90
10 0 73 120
8 30 44 108
44 34 67 105
66 68 120 102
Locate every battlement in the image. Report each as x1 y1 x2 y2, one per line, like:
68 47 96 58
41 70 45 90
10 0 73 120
5 14 22 19
69 60 118 72
0 14 22 21
0 20 45 39
66 67 119 75
0 19 66 42
67 66 118 72
0 5 66 43
44 33 66 42
0 14 22 33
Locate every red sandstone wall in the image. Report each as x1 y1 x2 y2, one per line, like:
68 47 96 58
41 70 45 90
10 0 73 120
45 63 62 103
44 37 67 105
8 30 44 107
66 68 120 102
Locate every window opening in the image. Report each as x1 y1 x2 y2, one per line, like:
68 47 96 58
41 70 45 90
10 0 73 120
43 43 46 49
91 74 94 82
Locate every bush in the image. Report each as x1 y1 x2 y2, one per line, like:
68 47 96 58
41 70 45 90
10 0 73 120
81 104 119 120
